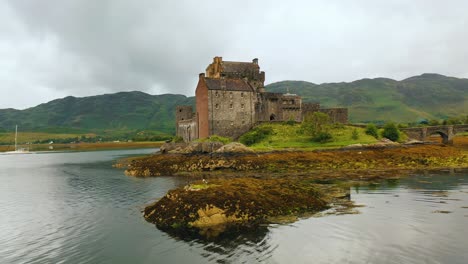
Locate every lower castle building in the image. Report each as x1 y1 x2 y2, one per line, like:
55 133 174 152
176 57 348 142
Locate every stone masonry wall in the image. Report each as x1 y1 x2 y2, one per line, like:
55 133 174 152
176 119 198 142
319 108 349 123
175 106 193 135
208 89 256 139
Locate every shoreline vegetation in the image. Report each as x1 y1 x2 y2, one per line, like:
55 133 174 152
122 133 468 239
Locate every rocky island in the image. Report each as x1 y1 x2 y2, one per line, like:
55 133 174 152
121 56 468 239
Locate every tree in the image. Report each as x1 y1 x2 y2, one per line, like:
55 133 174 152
301 112 332 143
428 119 440 126
381 123 400 141
446 117 462 125
301 112 330 136
365 123 379 139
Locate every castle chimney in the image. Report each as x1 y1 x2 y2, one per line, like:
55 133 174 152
252 58 258 64
199 73 205 79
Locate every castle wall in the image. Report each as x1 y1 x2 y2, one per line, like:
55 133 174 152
196 75 209 138
280 95 302 122
208 89 256 139
301 103 321 118
175 106 194 135
319 108 348 123
176 119 198 142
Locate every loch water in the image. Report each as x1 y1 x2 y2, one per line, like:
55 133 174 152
1 149 467 264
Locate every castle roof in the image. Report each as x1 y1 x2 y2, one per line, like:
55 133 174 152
221 61 259 73
204 78 254 92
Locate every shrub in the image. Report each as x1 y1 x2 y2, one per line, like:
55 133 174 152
365 123 379 139
381 123 400 141
239 126 274 146
171 136 184 143
285 119 296 126
351 129 359 140
203 135 231 144
312 131 333 143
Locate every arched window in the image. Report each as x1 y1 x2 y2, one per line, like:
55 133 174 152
270 114 276 121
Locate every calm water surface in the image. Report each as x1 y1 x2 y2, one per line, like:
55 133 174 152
1 149 467 264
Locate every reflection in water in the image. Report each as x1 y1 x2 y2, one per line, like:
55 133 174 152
0 150 467 264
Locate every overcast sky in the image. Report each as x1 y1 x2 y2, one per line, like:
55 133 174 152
1 0 467 109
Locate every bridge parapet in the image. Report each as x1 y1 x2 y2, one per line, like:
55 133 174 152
400 125 468 145
453 124 468 134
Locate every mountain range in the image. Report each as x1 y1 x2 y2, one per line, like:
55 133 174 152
0 74 466 135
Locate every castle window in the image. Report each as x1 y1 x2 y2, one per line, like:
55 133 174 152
230 121 234 126
229 92 233 98
215 104 219 109
241 92 244 98
241 103 245 109
179 109 182 112
242 120 245 125
229 103 233 109
215 91 219 97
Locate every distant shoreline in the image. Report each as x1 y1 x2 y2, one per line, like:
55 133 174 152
0 141 164 153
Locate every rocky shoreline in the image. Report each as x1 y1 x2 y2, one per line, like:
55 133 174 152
124 144 467 177
124 139 468 239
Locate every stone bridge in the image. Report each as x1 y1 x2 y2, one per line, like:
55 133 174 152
401 125 468 145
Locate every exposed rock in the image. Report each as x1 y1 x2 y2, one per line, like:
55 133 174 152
404 139 424 145
215 142 254 153
166 141 224 154
369 138 400 148
342 143 365 149
160 142 188 153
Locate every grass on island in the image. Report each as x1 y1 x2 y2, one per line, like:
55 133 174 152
244 123 379 151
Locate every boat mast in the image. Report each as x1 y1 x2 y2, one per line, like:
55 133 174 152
15 125 17 151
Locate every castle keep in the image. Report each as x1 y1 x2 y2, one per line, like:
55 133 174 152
176 57 348 141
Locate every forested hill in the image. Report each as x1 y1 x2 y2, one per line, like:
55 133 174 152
266 73 467 123
0 74 466 135
0 91 195 134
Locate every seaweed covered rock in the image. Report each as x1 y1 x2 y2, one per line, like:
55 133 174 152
143 177 348 239
126 145 468 177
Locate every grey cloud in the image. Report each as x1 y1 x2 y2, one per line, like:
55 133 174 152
1 0 468 109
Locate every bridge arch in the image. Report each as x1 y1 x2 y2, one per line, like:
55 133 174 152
425 130 449 144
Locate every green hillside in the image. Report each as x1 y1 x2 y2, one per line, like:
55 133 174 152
0 74 466 136
0 91 195 135
266 73 468 123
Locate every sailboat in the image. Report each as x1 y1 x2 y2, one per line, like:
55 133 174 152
3 125 33 154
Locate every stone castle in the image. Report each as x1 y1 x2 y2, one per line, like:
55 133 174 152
176 57 348 141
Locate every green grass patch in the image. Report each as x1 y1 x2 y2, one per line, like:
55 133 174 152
243 123 379 150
